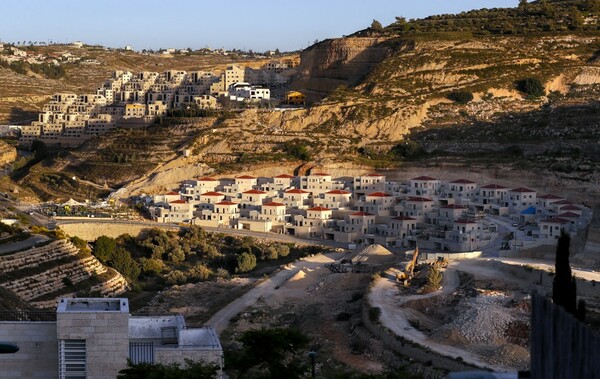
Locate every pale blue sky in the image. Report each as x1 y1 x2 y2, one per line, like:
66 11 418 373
1 0 519 51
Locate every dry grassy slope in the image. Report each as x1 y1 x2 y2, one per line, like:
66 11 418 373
0 45 277 124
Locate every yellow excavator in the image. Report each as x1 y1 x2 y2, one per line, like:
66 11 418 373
397 247 420 285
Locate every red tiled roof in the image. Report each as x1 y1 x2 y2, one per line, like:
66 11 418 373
201 191 224 196
559 205 582 211
510 187 536 193
165 191 179 195
285 189 309 194
411 175 437 181
312 172 330 176
555 200 573 205
326 190 351 195
197 177 217 181
169 200 186 204
480 184 507 189
557 212 580 218
450 179 476 184
365 173 384 177
350 212 374 216
367 192 392 197
539 194 563 200
542 217 570 224
263 202 285 207
274 174 295 179
407 197 433 202
216 201 237 205
243 189 266 194
308 206 330 212
441 204 467 209
236 175 256 179
394 216 416 221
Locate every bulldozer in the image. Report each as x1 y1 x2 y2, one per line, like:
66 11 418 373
396 247 420 286
429 256 448 269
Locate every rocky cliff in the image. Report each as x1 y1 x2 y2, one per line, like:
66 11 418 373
290 36 407 102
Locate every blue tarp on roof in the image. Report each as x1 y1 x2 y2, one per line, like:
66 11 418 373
520 206 536 215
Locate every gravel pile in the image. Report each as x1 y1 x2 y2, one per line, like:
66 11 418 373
444 292 515 343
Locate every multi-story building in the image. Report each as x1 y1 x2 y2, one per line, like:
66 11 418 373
0 298 222 379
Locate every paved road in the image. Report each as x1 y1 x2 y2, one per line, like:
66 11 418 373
0 234 50 255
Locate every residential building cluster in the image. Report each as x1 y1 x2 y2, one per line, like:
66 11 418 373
19 58 300 147
0 44 90 66
145 173 592 252
0 298 223 379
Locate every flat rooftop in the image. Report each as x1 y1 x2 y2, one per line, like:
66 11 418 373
57 298 129 313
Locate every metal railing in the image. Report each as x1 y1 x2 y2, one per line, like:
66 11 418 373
0 310 57 322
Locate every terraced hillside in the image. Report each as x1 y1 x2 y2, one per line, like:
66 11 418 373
0 238 128 309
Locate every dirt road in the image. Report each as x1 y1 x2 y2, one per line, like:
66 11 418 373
368 265 512 371
204 252 344 334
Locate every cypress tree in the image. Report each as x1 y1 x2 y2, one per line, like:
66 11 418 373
553 230 585 320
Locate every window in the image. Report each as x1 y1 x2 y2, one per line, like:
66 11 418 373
59 339 86 379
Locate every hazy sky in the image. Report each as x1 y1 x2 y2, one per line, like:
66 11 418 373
2 0 519 51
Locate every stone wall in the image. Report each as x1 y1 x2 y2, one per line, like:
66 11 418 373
0 322 58 379
154 348 223 373
57 311 129 379
59 221 179 241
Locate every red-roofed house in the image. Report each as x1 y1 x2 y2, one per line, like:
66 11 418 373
313 189 352 210
304 172 333 196
180 177 219 200
258 202 287 223
194 200 240 228
233 175 257 193
387 216 417 240
354 173 386 197
153 191 181 205
355 192 395 216
447 179 477 203
474 184 509 213
537 194 564 216
152 198 193 223
282 188 310 208
289 206 334 238
334 211 376 243
508 187 537 213
397 197 434 223
437 204 468 222
199 191 226 204
539 218 570 240
274 174 295 186
409 176 441 196
556 204 583 216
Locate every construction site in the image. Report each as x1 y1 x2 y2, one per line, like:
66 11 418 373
129 242 600 376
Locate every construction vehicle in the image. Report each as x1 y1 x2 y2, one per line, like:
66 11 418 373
396 247 420 285
429 256 448 269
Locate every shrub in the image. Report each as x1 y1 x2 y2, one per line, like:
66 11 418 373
517 77 545 98
235 252 257 273
425 266 443 291
447 90 474 104
368 307 382 323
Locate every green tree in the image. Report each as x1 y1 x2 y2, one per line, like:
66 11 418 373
371 19 383 30
447 90 474 104
568 6 584 30
236 252 257 273
110 247 141 280
117 358 219 379
94 236 117 263
31 139 48 162
517 77 545 98
226 328 309 379
553 230 585 321
425 266 443 292
141 258 165 275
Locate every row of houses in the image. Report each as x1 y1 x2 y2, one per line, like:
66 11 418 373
19 59 301 147
145 173 592 251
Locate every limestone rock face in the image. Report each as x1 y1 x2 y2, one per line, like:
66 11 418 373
291 36 404 102
0 140 16 165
